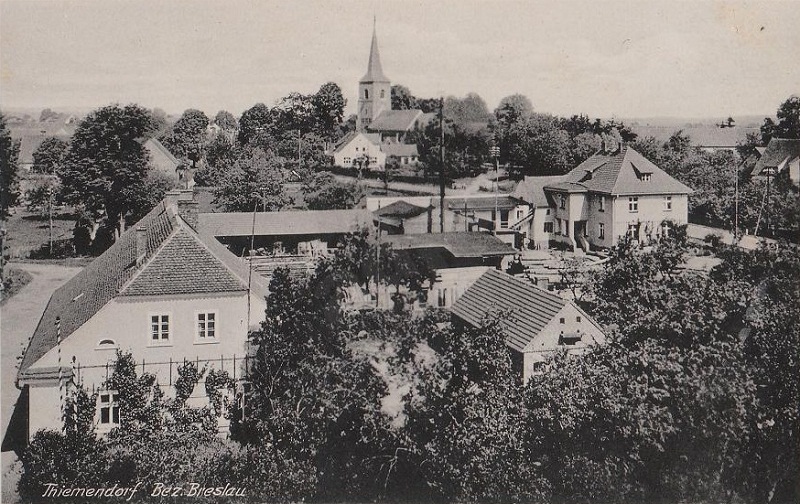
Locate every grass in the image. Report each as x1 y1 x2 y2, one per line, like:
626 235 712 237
1 267 33 305
3 207 77 259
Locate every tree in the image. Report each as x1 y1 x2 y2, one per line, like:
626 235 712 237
238 103 272 145
761 95 800 143
213 147 289 212
312 82 346 139
301 172 363 210
214 110 238 132
391 84 415 110
160 108 209 162
58 104 156 241
499 112 572 177
25 178 61 255
0 113 21 219
494 94 534 126
32 137 68 174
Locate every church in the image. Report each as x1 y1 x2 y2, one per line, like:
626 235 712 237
331 25 433 171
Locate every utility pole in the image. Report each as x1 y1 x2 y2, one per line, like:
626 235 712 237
734 162 739 240
490 140 501 235
765 167 772 238
439 97 445 233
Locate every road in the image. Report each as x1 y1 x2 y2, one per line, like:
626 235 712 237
1 262 82 503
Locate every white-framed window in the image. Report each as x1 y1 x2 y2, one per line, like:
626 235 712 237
500 210 509 229
437 288 448 308
599 222 605 239
98 391 120 426
664 196 672 211
598 195 605 211
149 314 170 344
364 89 369 99
641 173 652 182
96 339 117 350
343 157 351 164
628 197 639 212
196 311 218 342
380 89 385 98
544 222 554 233
560 194 566 209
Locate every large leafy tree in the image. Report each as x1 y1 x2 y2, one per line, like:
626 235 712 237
761 95 800 143
301 171 363 210
160 108 209 163
213 110 238 132
311 82 346 140
238 103 273 145
31 137 68 174
58 104 156 239
0 113 21 218
212 147 289 212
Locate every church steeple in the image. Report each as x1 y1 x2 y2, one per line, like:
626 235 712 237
357 19 392 131
361 20 389 83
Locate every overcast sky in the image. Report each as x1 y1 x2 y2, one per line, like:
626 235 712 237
1 0 798 120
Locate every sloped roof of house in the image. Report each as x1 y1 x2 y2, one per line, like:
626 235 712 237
631 125 759 148
332 132 382 154
446 195 521 211
18 193 269 378
546 146 692 196
16 133 72 165
451 268 568 352
385 232 515 258
512 176 566 208
198 209 373 237
374 200 429 218
381 143 419 157
144 137 181 168
368 110 424 132
752 138 800 176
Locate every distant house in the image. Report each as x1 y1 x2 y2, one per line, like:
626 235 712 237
749 138 800 186
512 176 563 249
451 269 605 382
4 190 269 451
515 145 692 250
631 125 760 152
143 138 193 188
331 131 386 170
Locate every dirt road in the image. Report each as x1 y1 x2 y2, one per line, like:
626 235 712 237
1 262 82 503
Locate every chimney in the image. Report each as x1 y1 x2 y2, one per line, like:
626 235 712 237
164 189 181 208
177 190 199 230
136 226 147 266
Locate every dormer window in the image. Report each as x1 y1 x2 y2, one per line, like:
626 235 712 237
640 173 652 182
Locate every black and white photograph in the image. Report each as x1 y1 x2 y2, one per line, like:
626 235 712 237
1 1 798 502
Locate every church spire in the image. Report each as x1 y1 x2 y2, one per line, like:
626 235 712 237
361 20 389 83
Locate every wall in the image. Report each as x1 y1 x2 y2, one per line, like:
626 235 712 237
333 134 386 168
27 384 64 440
611 193 688 245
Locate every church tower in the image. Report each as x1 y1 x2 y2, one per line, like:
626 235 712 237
357 23 391 131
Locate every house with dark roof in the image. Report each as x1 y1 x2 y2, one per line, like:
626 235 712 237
515 145 692 250
143 138 193 188
451 269 605 382
5 190 269 450
750 138 800 186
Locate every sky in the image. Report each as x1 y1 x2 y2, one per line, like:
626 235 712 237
1 0 798 120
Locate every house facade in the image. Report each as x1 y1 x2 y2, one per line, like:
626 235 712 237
7 190 268 447
750 138 800 186
451 269 606 382
515 146 691 250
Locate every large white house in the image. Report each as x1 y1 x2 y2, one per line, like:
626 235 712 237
515 145 692 251
4 190 269 450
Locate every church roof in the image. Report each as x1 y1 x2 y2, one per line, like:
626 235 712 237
360 25 389 83
368 110 424 132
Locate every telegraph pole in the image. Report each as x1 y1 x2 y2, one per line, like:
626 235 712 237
439 97 445 233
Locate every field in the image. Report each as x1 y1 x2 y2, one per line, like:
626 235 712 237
3 207 77 259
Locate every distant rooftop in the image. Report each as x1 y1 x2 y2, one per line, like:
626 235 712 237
385 232 515 258
198 209 373 237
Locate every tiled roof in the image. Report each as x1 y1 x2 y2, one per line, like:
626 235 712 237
332 132 382 154
374 200 429 218
121 229 246 296
385 232 515 258
197 209 373 237
551 146 692 196
451 269 567 352
368 110 424 132
144 138 181 167
16 133 71 165
18 202 176 375
512 176 566 208
381 143 419 157
752 138 800 176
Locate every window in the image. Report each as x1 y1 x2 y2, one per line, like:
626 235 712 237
96 339 117 350
197 312 217 341
560 194 566 210
150 314 170 343
500 210 509 229
576 316 582 323
628 197 639 212
599 222 605 239
664 196 672 211
641 173 652 182
98 391 120 426
544 222 554 233
380 89 385 98
559 317 565 324
364 89 369 99
343 157 351 165
598 195 605 212
437 288 448 308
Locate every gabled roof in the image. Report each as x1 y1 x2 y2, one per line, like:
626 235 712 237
332 132 382 154
381 143 419 157
368 110 424 132
513 176 566 208
451 269 567 352
198 209 373 237
752 138 800 176
16 133 72 165
548 146 692 196
144 137 181 168
385 232 515 258
19 193 269 378
374 200 429 219
446 195 521 211
360 25 389 83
